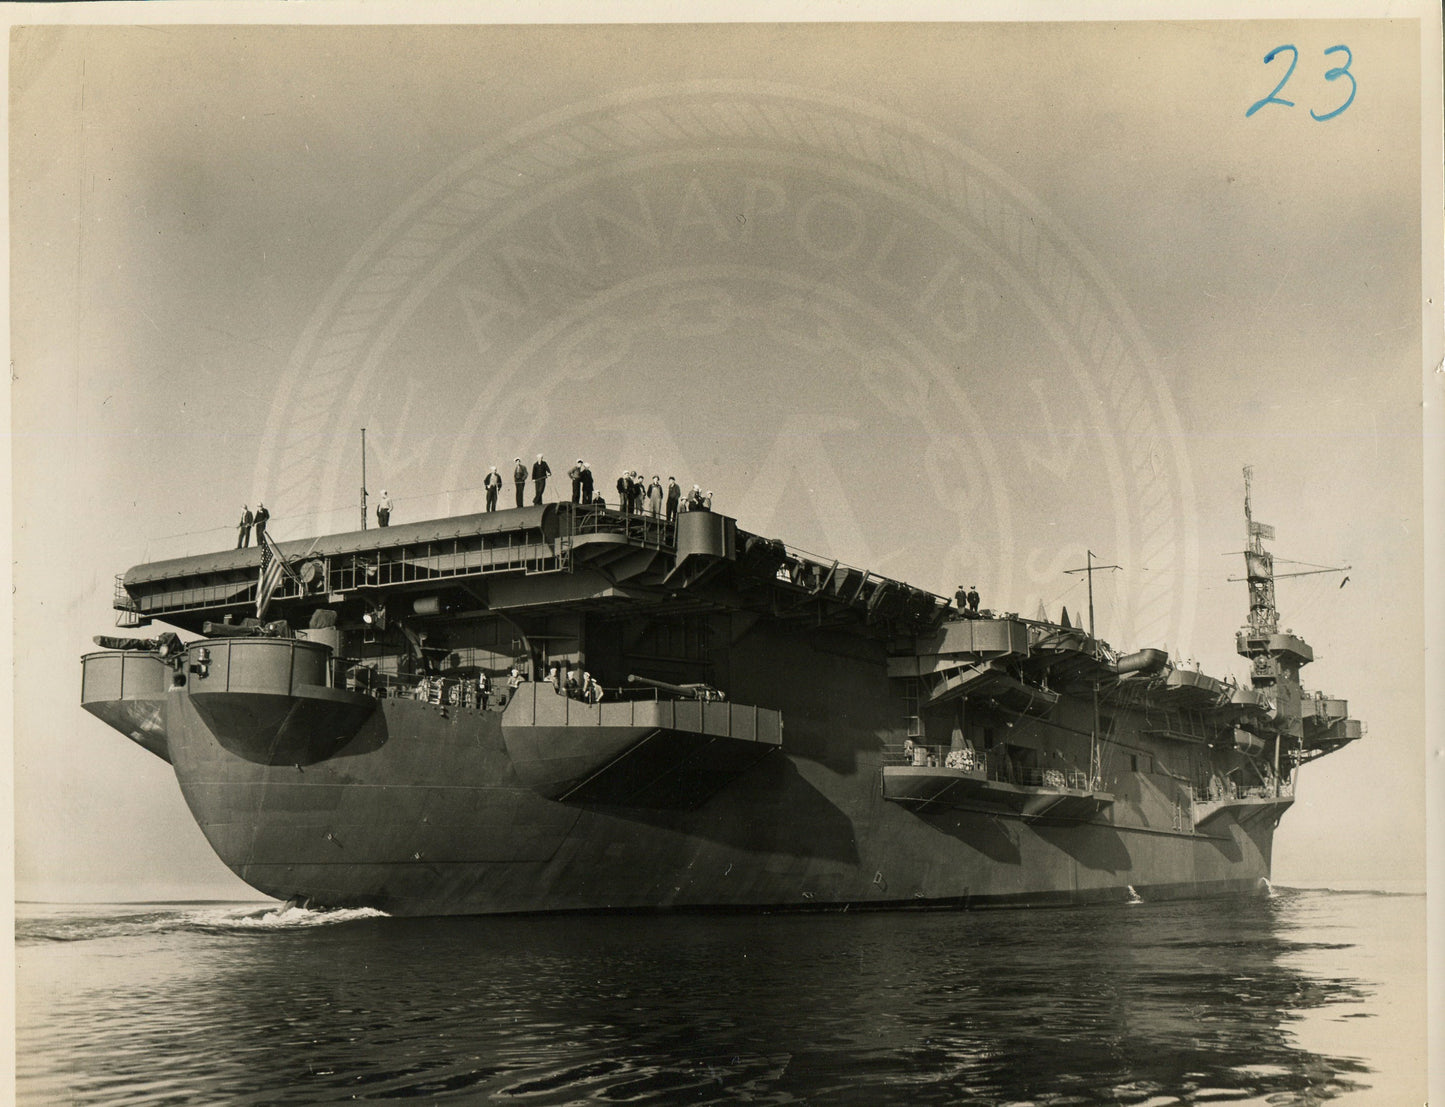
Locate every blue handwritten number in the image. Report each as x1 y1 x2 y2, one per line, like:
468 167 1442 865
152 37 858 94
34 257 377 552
1310 45 1356 121
1246 44 1298 117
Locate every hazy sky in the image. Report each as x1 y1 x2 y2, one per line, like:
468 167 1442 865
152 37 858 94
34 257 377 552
9 12 1438 901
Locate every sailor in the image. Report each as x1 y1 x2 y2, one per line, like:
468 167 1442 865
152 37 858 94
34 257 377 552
568 459 584 504
665 477 680 524
967 585 980 614
580 462 594 504
616 471 631 513
647 476 663 517
582 672 603 704
512 458 527 508
544 661 561 692
686 484 705 511
532 454 551 505
955 585 968 611
377 491 392 527
507 667 524 690
484 466 501 512
704 490 713 511
253 503 270 542
236 505 254 549
565 668 581 697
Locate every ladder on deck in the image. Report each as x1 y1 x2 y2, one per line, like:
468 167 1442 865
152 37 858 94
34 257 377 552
113 574 144 628
525 531 573 575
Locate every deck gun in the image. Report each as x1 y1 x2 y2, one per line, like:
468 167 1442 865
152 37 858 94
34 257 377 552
627 674 727 702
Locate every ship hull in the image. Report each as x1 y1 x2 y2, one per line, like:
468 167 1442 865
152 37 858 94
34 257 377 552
87 497 1352 916
163 691 1277 916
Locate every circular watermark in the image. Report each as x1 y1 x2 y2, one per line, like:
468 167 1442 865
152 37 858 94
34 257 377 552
256 80 1196 652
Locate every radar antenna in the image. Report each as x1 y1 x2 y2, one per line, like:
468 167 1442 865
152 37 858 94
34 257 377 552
1242 464 1277 632
1233 465 1349 794
1233 465 1348 627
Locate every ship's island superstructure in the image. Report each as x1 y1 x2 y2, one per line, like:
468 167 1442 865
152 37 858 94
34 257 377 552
81 473 1362 915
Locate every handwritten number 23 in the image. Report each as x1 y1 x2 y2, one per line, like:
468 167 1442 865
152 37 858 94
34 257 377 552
1247 44 1355 121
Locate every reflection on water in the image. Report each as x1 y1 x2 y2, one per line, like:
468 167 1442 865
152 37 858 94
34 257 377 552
15 889 1426 1105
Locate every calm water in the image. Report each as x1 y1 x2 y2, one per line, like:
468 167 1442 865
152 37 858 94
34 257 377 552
15 888 1426 1106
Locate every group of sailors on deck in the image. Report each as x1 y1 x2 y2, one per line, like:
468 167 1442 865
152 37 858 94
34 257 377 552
230 452 717 535
482 454 717 519
954 584 981 617
411 671 492 708
235 503 270 548
407 664 528 708
318 452 718 526
609 471 668 519
543 661 604 704
399 659 615 709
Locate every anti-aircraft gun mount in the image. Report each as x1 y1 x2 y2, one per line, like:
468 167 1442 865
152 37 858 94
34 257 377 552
627 673 728 702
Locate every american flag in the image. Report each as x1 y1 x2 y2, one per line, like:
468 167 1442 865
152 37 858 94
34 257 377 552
256 531 297 619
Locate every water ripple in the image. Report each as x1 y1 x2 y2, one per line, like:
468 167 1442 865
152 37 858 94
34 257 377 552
15 890 1424 1105
16 902 389 945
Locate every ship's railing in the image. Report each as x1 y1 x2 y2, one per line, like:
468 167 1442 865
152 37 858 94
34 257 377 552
113 574 145 628
324 503 673 592
533 681 733 706
335 664 509 709
882 741 943 767
130 502 678 619
1190 778 1294 803
127 524 558 619
1011 767 1093 790
558 501 674 550
330 667 732 712
327 525 553 593
504 679 783 743
880 743 1093 790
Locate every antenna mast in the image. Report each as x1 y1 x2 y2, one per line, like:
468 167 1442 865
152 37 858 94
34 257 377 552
1243 464 1278 633
1062 549 1122 647
1062 549 1121 789
360 428 368 531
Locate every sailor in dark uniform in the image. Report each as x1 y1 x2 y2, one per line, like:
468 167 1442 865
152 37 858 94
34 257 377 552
532 455 551 504
665 478 680 524
568 460 584 504
237 505 253 548
253 503 270 542
513 458 527 508
580 462 594 504
967 586 980 614
484 466 501 512
955 585 968 611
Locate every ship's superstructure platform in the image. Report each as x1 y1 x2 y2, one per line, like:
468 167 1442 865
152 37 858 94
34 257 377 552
116 502 951 640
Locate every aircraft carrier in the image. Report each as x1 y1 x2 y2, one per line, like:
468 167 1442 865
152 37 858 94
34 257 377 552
80 471 1362 915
